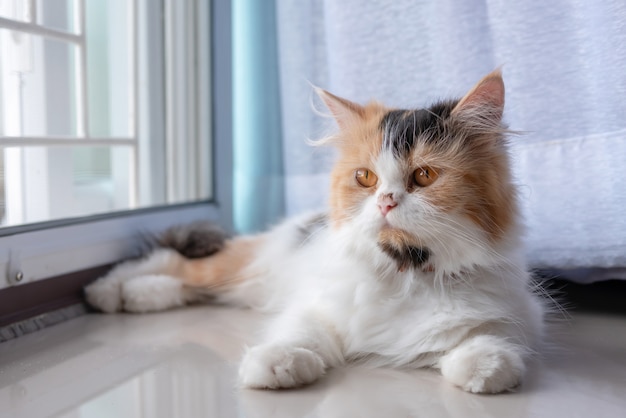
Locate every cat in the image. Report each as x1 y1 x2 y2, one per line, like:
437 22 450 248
85 70 546 394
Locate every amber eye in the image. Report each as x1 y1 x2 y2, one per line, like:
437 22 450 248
413 166 439 187
355 168 378 188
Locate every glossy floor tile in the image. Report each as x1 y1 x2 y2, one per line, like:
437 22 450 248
1 306 626 418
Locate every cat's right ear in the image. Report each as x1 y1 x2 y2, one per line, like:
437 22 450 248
315 88 365 130
451 70 505 120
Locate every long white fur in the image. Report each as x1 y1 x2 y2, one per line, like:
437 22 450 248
85 249 201 313
85 142 545 394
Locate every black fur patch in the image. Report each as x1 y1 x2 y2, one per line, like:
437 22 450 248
158 221 229 258
380 100 458 156
378 242 430 272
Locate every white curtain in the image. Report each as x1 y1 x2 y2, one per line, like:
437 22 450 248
275 0 626 281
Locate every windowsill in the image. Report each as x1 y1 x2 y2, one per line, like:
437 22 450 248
1 305 625 416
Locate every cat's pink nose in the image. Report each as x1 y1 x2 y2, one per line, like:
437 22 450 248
378 193 398 216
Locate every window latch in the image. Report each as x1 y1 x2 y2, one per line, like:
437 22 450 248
8 249 25 286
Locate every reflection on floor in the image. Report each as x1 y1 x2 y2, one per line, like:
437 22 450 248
1 305 626 418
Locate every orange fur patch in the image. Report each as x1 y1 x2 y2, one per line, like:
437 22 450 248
378 227 422 248
177 236 261 290
328 101 389 227
408 134 515 241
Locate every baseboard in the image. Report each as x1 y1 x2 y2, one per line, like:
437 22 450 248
0 264 112 339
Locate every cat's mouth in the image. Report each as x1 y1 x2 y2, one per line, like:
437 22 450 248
377 227 431 272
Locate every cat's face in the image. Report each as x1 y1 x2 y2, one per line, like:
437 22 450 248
318 71 517 273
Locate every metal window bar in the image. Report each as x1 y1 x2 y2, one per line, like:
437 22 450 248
130 0 138 206
75 0 87 138
0 137 136 147
27 0 36 23
0 16 81 44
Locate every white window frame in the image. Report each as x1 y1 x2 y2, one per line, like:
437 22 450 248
0 0 233 290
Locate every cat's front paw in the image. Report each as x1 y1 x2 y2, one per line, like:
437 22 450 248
239 344 326 389
440 336 525 394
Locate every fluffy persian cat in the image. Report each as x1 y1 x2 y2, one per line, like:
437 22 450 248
85 70 546 394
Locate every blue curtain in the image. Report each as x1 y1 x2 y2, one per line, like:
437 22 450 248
233 0 284 233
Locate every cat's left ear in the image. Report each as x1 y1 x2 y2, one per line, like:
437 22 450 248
452 70 505 120
316 88 365 129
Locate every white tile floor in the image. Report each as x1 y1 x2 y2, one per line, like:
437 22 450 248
1 305 626 418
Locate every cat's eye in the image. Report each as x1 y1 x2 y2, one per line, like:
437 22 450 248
413 166 439 187
355 168 378 188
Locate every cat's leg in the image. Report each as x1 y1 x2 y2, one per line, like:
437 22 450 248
85 236 260 313
437 335 526 394
118 274 203 313
85 249 183 313
239 308 343 389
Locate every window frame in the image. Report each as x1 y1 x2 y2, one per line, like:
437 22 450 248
0 0 233 291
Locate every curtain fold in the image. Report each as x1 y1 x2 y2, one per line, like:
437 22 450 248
272 0 626 279
233 0 284 233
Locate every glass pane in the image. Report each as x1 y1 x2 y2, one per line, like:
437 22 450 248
86 0 133 137
0 0 30 22
0 29 79 136
1 146 135 227
37 0 78 34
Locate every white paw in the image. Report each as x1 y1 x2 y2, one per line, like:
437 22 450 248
440 336 525 394
121 275 186 313
84 275 124 313
239 344 326 389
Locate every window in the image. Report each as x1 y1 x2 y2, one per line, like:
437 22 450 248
0 0 233 290
0 0 213 227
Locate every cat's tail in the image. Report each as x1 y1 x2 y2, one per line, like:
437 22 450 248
84 221 262 313
155 220 230 259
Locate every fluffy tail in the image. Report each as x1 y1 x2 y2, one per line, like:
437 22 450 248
85 222 260 313
157 221 230 258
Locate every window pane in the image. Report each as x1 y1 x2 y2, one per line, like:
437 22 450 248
0 0 30 22
86 0 133 138
1 146 135 226
37 0 78 34
0 0 214 230
0 29 79 137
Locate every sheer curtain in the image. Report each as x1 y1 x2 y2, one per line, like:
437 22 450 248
266 0 626 280
267 0 626 281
